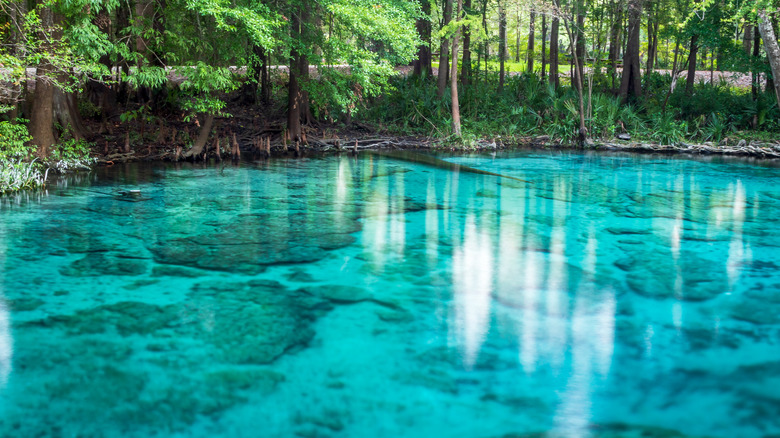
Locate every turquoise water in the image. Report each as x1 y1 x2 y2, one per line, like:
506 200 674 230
0 151 779 437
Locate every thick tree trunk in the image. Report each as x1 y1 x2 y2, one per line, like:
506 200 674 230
437 0 453 97
451 0 463 136
526 11 535 73
685 34 699 95
413 0 433 77
53 74 88 140
28 6 57 156
550 17 559 88
29 65 56 156
498 1 507 91
619 0 643 101
758 9 780 109
461 0 472 84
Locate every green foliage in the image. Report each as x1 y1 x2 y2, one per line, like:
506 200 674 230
47 138 96 172
649 112 689 145
0 122 47 193
0 121 34 161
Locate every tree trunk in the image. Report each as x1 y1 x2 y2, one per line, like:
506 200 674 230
413 0 433 77
261 47 271 103
461 0 472 84
29 65 56 156
28 5 57 156
498 1 507 91
619 0 643 101
541 15 547 80
575 1 585 83
743 23 754 55
515 8 521 62
646 4 659 74
451 0 463 136
526 11 535 73
550 17 559 88
758 9 780 109
437 0 453 97
753 25 761 100
662 37 682 112
685 34 699 95
53 74 88 140
556 0 587 146
481 0 489 83
184 113 214 157
287 9 304 141
116 0 131 104
608 0 623 89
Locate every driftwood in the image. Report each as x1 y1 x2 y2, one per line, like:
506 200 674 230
598 140 780 158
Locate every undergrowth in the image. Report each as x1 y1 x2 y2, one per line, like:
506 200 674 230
0 121 95 194
358 70 780 147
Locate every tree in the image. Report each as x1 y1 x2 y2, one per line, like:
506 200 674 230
498 0 507 91
549 16 559 88
451 0 463 135
527 10 535 72
619 0 643 101
413 0 433 77
758 7 780 109
438 0 454 97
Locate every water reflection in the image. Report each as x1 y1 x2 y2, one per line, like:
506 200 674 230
0 299 10 389
0 225 11 389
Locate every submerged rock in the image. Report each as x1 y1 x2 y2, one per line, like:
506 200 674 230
299 285 371 303
25 301 180 336
188 279 330 364
59 253 148 277
731 300 780 325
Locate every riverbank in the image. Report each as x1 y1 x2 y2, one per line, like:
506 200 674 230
95 126 780 165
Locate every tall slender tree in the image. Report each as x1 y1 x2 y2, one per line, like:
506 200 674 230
438 0 454 97
527 10 535 72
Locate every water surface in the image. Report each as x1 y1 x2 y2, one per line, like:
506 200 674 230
1 151 779 437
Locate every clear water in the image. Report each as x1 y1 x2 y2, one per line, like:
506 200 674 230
1 151 779 437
